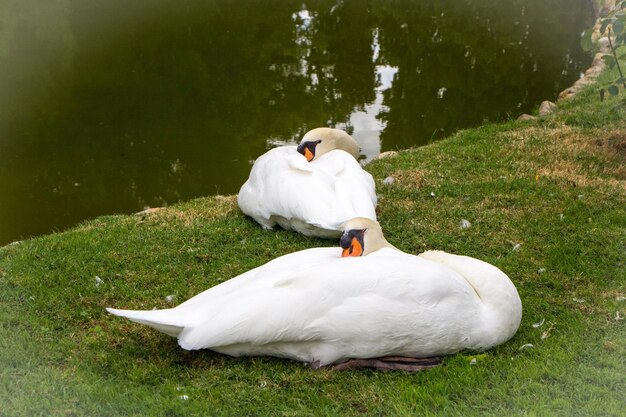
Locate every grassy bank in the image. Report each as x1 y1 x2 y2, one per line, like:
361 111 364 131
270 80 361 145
1 62 625 415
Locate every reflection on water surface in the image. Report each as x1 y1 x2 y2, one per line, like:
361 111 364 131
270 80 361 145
0 0 594 244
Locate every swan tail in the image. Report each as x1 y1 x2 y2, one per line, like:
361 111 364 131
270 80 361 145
106 307 185 337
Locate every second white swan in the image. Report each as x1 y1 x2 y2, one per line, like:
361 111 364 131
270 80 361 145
237 128 377 238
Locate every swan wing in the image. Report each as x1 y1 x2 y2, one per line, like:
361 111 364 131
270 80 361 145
318 151 377 225
175 249 479 357
176 247 339 309
107 247 339 340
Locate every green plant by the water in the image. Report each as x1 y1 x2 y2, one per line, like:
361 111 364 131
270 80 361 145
582 0 626 102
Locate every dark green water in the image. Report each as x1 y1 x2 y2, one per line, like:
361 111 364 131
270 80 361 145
0 0 594 245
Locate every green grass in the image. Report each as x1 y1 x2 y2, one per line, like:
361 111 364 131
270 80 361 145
1 64 625 416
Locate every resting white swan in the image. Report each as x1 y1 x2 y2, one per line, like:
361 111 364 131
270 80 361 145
106 218 522 371
237 128 377 238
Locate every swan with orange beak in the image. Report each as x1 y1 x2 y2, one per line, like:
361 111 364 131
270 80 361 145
238 128 376 238
106 218 522 372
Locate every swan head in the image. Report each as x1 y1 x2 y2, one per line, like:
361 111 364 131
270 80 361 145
296 128 360 162
340 218 393 257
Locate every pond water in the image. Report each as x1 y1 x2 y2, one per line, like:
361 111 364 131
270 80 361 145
0 0 595 245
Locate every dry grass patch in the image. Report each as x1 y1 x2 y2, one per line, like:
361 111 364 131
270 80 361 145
537 160 624 190
502 126 547 151
505 124 626 192
382 197 418 211
546 125 625 162
590 128 626 156
388 168 432 189
142 195 238 227
601 290 626 301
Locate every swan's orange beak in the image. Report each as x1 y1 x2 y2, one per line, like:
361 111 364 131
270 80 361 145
304 147 314 162
340 228 366 257
341 237 363 257
297 140 321 162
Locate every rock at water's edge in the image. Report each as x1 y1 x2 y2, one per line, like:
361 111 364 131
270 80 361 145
538 101 558 116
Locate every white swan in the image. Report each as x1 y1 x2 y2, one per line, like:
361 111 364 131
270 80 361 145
237 128 377 238
106 218 522 371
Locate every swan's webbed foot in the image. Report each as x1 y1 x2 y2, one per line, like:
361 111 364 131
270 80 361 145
310 356 442 372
